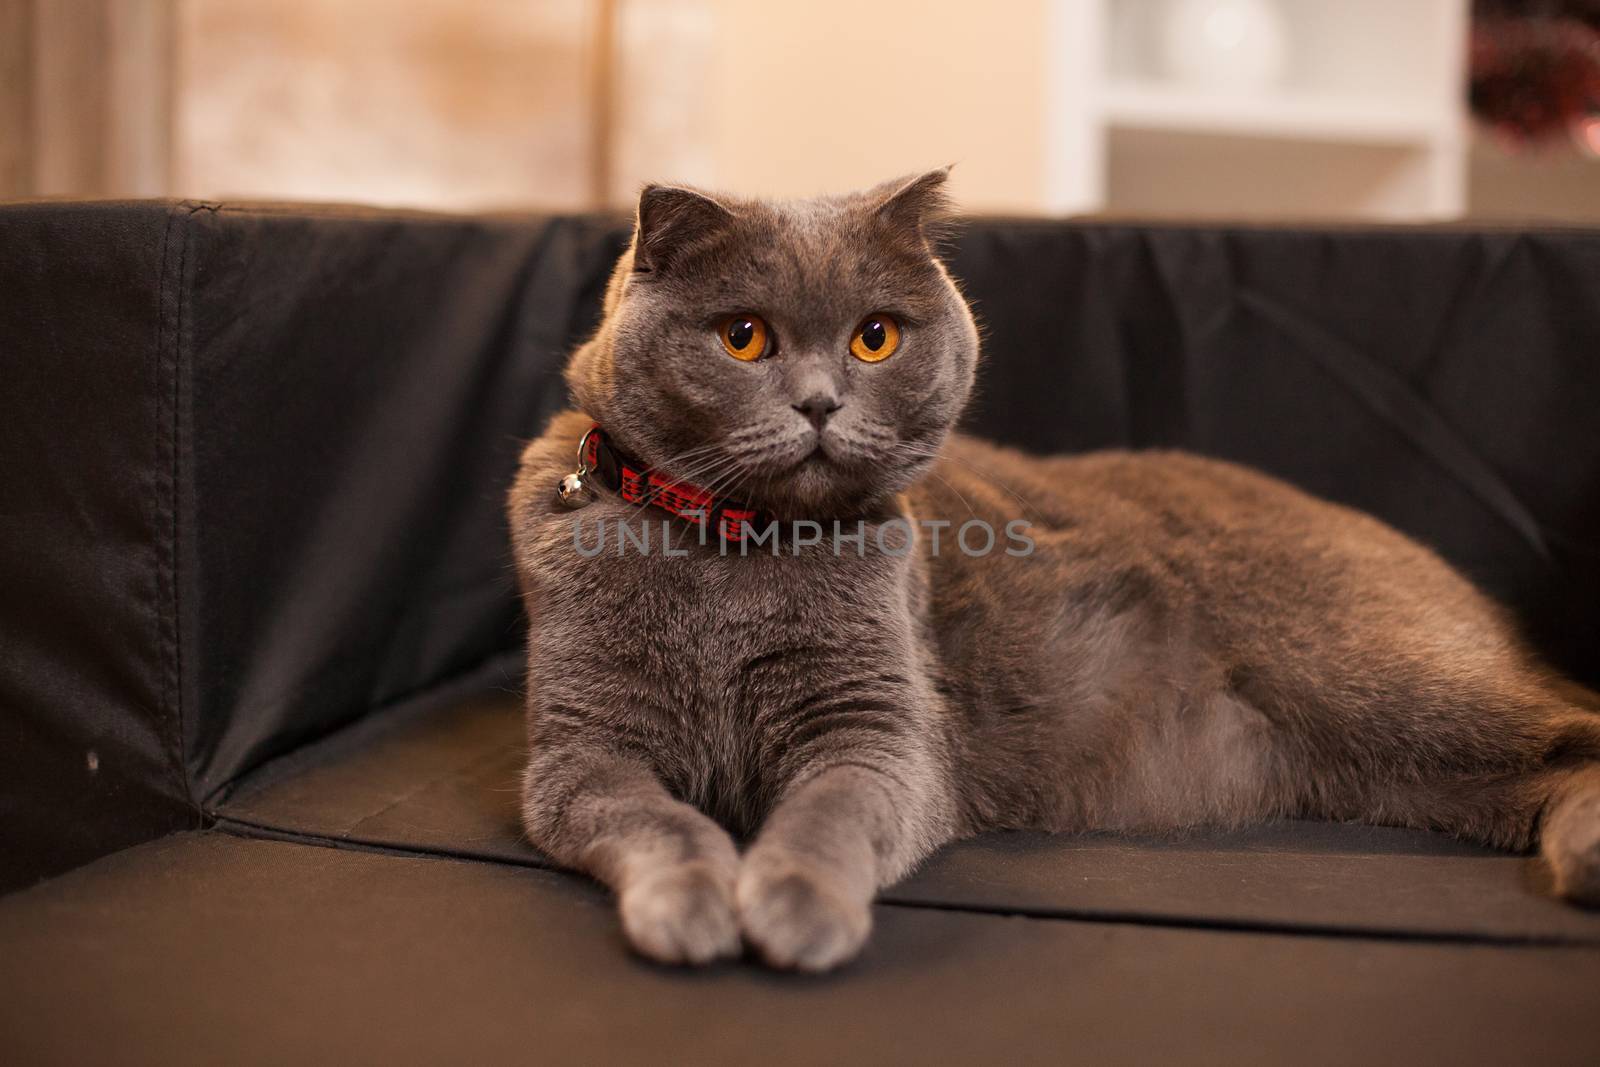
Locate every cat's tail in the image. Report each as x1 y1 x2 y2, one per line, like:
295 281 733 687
1534 678 1600 905
1542 761 1600 907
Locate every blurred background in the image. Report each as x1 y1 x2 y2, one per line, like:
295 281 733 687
1 0 1596 220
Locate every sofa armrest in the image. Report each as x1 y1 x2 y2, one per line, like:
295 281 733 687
1 203 196 886
0 201 625 887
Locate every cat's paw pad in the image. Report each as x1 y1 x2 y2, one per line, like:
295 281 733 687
1546 788 1600 907
736 858 871 972
618 861 741 965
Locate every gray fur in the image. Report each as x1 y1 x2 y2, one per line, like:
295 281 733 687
508 171 1600 971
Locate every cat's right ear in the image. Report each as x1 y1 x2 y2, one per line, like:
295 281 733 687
632 184 734 275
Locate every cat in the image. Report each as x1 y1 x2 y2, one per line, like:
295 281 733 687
507 169 1600 972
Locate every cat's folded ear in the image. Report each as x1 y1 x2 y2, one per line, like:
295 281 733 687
632 184 735 275
870 166 956 242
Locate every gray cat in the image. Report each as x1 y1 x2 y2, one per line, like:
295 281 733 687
507 170 1600 971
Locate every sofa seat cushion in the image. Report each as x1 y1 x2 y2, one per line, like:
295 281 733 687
214 660 1600 947
3 830 1599 1066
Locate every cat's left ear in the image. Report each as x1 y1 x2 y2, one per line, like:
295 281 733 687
870 166 955 240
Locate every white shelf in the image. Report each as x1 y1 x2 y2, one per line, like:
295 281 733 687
1101 81 1444 146
1043 0 1470 219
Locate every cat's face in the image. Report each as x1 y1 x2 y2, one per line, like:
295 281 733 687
566 171 979 517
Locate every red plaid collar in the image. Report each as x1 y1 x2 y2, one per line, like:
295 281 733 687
581 425 768 542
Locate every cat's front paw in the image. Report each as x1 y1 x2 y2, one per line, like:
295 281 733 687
736 853 871 972
618 861 741 965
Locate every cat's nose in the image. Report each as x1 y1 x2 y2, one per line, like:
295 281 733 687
793 394 842 429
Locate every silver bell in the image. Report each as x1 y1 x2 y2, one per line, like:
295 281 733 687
556 471 597 510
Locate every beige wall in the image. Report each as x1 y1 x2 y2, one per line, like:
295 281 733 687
1 0 605 208
7 0 1058 211
176 0 598 208
700 0 1050 211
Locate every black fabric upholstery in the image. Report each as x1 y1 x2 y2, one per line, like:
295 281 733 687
216 675 1600 947
3 832 1597 1067
174 207 624 804
0 202 626 887
0 203 199 885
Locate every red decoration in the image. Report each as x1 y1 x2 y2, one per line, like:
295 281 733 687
1470 15 1600 148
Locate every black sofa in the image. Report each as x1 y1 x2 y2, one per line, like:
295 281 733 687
2 201 1598 1064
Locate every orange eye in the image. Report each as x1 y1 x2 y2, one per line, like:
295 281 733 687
850 314 900 363
719 315 768 361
